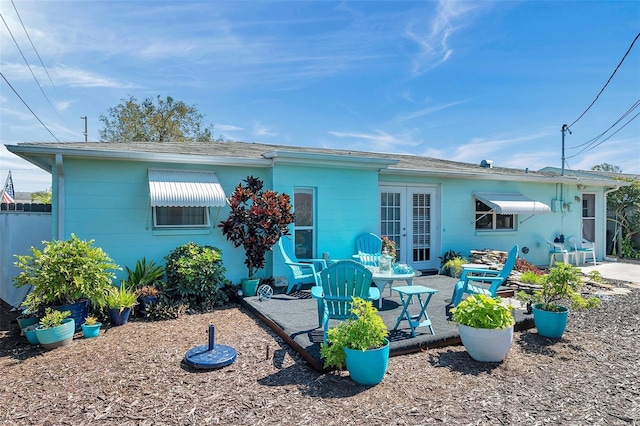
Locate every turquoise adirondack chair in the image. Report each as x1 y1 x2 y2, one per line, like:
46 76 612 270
311 260 381 344
355 233 382 267
450 245 519 307
278 238 326 294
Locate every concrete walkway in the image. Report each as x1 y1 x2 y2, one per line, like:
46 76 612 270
578 261 640 288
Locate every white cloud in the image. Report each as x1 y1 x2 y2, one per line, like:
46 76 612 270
329 129 421 153
404 0 486 75
395 100 467 123
215 124 243 132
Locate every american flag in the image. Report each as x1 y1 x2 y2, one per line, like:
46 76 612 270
1 171 15 204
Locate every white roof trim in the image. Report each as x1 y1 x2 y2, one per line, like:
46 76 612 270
148 169 226 207
473 192 551 215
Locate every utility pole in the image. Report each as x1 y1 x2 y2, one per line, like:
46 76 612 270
81 116 88 142
561 124 571 176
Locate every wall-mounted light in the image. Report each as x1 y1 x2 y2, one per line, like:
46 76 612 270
574 196 581 202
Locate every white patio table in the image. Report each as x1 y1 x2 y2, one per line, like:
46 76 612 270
367 266 418 309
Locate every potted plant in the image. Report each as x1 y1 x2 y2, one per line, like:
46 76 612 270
219 175 294 296
34 308 75 350
13 233 120 332
439 249 466 277
450 294 515 362
81 315 102 338
121 257 164 318
23 323 40 345
105 285 137 326
16 292 41 335
319 297 389 385
518 263 600 339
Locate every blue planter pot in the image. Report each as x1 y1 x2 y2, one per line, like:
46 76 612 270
35 318 75 350
81 322 102 338
109 307 131 326
533 304 569 338
51 299 89 333
344 338 390 385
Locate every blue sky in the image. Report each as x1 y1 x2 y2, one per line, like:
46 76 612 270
1 1 639 192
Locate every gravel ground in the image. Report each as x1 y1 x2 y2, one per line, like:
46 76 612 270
1 280 638 425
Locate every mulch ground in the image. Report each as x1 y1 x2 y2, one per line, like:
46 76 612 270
1 280 638 425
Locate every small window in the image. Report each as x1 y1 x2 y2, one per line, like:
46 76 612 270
153 206 209 228
475 200 515 231
294 188 315 258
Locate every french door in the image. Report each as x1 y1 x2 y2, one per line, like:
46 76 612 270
379 186 439 271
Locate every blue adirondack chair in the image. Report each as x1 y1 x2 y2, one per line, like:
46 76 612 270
278 237 326 294
355 233 382 266
450 245 519 307
310 260 381 344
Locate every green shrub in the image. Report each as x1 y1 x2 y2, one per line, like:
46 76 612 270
145 294 186 320
13 233 120 310
520 271 544 284
122 257 164 291
164 242 228 308
450 294 514 329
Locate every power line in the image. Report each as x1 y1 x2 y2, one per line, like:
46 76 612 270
568 98 640 150
567 32 640 129
0 12 59 117
10 0 58 91
0 71 60 142
566 111 640 160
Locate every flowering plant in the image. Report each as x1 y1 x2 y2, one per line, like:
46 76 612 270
381 236 396 260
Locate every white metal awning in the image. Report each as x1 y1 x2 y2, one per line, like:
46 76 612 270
148 169 226 207
473 192 551 215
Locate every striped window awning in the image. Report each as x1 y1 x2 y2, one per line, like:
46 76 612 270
473 192 551 215
148 169 227 207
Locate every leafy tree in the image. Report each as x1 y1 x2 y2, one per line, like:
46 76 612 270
99 95 220 142
592 163 622 173
31 190 52 204
607 177 640 255
592 164 640 255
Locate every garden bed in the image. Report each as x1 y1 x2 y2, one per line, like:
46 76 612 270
1 280 638 425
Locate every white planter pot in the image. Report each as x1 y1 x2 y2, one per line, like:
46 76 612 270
458 324 513 362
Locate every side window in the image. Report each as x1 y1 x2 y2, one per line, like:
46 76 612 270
153 206 209 228
294 188 314 258
475 200 515 231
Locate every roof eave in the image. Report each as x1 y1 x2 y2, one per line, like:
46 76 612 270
6 144 272 169
381 167 623 186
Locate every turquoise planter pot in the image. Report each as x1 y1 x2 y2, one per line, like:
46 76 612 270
82 323 102 338
344 338 390 385
35 318 75 350
533 304 569 339
18 316 39 336
241 278 260 297
24 324 40 345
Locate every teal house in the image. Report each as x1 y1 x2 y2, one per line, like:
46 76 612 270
6 141 624 285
